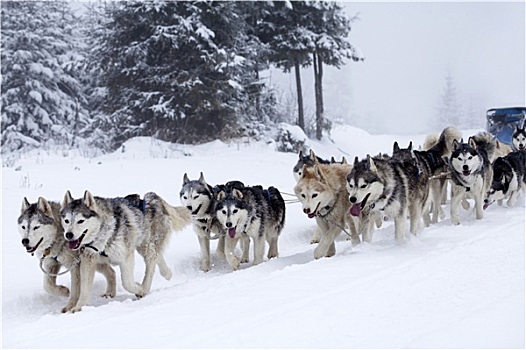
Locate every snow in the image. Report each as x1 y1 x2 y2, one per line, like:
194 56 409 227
2 125 524 348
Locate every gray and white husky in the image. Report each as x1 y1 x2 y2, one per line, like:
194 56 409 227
485 150 526 208
447 135 494 225
60 190 190 312
512 124 526 151
347 154 415 243
18 197 116 300
215 183 285 270
180 173 228 272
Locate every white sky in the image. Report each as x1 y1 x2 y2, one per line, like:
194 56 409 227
272 1 525 135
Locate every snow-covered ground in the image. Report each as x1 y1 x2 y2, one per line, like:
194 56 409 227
2 125 524 348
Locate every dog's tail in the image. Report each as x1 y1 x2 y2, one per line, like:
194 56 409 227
144 192 192 232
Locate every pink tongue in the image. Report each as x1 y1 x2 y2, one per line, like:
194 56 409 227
68 240 79 250
350 204 361 217
228 227 236 238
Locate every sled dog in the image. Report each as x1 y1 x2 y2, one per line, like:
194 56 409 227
295 151 359 258
215 182 285 270
512 124 526 151
180 172 232 272
414 126 462 223
347 154 413 243
392 141 431 233
447 135 493 225
485 150 526 208
18 197 116 300
60 190 190 312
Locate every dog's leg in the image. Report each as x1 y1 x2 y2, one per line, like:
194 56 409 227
61 264 80 313
314 223 340 259
267 233 279 259
157 255 172 280
450 186 464 225
43 259 69 297
440 178 448 204
240 236 250 263
216 235 226 259
507 189 519 207
224 236 241 271
252 234 266 265
430 180 442 224
71 255 97 313
97 263 116 298
119 252 144 297
197 233 211 272
345 216 361 245
394 208 407 243
474 190 484 220
310 226 321 244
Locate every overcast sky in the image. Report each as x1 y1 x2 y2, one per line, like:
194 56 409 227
272 1 525 135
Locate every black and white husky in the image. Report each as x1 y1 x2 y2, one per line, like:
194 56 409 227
512 124 526 151
447 135 493 225
485 150 526 208
215 183 285 270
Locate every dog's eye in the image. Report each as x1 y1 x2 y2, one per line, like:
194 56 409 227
360 184 367 189
468 156 473 160
33 226 40 230
183 196 188 200
77 220 85 224
21 225 26 230
312 194 318 198
348 184 353 188
222 210 226 215
193 195 199 199
233 209 238 214
301 194 306 198
457 157 462 161
64 219 69 224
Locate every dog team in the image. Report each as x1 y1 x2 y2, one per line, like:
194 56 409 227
17 124 525 313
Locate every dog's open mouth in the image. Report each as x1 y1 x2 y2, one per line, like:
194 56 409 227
350 193 371 217
25 237 43 253
307 202 321 218
462 170 471 176
227 227 236 238
191 204 202 216
67 234 85 250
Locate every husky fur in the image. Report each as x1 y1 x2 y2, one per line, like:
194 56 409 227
414 126 462 223
294 152 359 258
347 154 415 243
392 141 431 233
60 190 190 312
215 183 285 270
18 197 116 300
180 173 228 272
485 150 526 208
512 124 526 151
447 136 493 225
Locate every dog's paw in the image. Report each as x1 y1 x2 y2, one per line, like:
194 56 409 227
57 286 70 298
310 238 320 244
71 306 82 313
451 217 460 226
240 257 249 264
461 199 470 210
160 268 172 280
101 292 115 299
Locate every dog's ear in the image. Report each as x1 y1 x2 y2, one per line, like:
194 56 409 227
330 156 336 164
232 188 243 199
300 164 308 179
83 190 97 211
408 141 413 151
217 190 226 201
198 172 206 183
452 139 460 151
367 155 377 173
298 150 304 159
37 197 53 216
443 156 450 166
353 156 359 167
183 173 190 185
314 165 326 183
341 156 347 164
309 149 319 165
393 141 400 153
21 197 30 214
468 137 477 149
62 190 74 208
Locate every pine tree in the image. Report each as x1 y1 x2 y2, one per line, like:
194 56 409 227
1 1 89 152
437 71 461 129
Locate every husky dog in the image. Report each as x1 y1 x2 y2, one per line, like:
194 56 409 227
392 141 431 233
215 183 285 270
18 197 116 299
293 150 332 182
512 124 526 151
485 150 526 208
347 154 414 243
414 126 462 223
60 190 190 312
180 173 228 272
447 136 493 225
295 151 359 258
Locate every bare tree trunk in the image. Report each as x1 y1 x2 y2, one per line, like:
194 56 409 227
294 58 305 131
313 51 323 140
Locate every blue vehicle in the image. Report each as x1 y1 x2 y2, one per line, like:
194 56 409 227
486 107 526 145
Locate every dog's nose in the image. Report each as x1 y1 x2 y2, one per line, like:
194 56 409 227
303 208 310 214
21 238 29 246
484 199 489 203
226 222 232 228
349 196 357 203
463 165 469 171
65 232 74 240
186 206 192 211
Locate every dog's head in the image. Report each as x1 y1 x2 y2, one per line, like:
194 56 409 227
18 197 60 256
392 141 414 162
215 189 249 238
449 138 482 177
180 172 214 216
512 125 526 151
294 163 338 219
346 156 385 217
60 191 102 250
